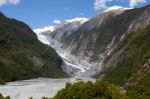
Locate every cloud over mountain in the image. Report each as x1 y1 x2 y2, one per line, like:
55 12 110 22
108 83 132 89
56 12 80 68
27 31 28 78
94 0 112 11
94 0 147 11
129 0 147 8
0 0 20 6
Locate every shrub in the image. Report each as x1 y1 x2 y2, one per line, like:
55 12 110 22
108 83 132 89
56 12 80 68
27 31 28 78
53 80 129 99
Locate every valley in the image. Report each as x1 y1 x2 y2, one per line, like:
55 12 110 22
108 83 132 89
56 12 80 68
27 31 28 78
0 3 150 99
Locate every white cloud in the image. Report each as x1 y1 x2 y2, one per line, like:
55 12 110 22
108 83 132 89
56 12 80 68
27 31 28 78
53 20 61 24
129 0 147 8
94 0 112 11
0 0 20 6
9 0 20 5
94 0 147 11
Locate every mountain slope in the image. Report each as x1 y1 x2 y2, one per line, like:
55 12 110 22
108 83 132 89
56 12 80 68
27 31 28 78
35 11 127 76
63 5 147 63
38 5 150 77
34 5 150 78
99 5 150 84
0 12 67 84
103 24 150 85
102 24 150 98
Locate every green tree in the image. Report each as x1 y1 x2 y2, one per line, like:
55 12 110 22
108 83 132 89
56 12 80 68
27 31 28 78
53 80 129 99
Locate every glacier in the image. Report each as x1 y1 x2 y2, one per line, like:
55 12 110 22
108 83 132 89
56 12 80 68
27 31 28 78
36 31 117 77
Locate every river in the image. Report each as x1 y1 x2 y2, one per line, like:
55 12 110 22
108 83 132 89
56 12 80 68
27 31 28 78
0 77 95 99
0 34 95 99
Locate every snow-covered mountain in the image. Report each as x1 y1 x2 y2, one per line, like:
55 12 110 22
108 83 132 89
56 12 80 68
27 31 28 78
34 5 150 78
34 17 89 76
34 18 88 46
34 9 130 77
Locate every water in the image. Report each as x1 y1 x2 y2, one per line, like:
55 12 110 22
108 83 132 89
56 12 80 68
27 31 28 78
0 77 95 99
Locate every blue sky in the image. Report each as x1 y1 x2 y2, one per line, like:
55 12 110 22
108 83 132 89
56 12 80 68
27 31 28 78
0 0 150 29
